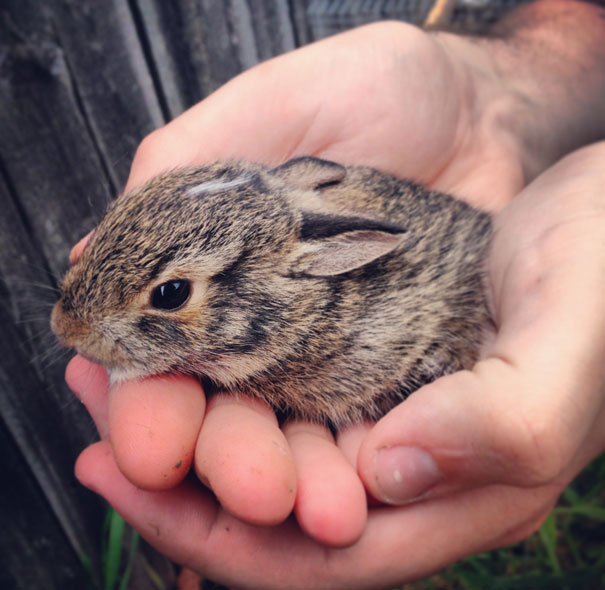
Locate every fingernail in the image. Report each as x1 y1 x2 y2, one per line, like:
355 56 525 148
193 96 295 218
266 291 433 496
374 446 442 504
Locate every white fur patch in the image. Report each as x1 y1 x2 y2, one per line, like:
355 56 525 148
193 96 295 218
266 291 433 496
186 174 253 196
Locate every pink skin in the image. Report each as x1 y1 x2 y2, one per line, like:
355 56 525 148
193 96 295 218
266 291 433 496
193 395 297 526
66 4 605 587
108 375 205 491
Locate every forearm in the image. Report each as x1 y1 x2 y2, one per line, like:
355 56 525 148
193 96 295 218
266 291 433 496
437 0 605 183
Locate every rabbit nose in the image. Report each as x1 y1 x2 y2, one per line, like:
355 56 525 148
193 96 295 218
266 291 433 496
51 301 84 348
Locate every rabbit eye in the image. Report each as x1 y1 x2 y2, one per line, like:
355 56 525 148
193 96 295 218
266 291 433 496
151 280 191 311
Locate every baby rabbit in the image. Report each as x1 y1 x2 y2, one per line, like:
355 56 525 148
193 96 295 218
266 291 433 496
52 157 492 427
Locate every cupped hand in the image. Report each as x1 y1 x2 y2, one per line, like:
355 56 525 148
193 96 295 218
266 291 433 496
67 18 605 588
71 141 605 587
70 21 529 538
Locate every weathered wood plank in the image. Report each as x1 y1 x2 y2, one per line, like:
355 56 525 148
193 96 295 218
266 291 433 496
132 0 241 117
49 0 165 187
243 0 296 61
0 420 93 590
287 0 314 46
302 0 530 40
0 1 170 587
0 1 298 587
0 170 106 582
133 0 297 119
0 5 113 277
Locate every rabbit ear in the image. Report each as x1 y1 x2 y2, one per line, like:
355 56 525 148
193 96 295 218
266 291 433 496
291 213 406 277
270 157 346 190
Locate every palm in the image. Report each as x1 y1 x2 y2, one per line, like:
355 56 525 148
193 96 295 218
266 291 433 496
129 23 522 210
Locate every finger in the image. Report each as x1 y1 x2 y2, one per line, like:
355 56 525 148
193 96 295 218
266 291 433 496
75 441 222 566
76 440 316 586
69 230 94 265
75 439 560 589
362 332 605 504
336 422 372 468
359 144 605 504
65 354 110 439
194 394 297 526
108 374 205 491
337 422 386 508
283 421 367 547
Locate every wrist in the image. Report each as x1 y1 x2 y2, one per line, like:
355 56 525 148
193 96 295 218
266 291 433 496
434 1 605 184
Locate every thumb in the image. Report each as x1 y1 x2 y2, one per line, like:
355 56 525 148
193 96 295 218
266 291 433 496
356 365 551 504
358 349 603 505
358 144 605 504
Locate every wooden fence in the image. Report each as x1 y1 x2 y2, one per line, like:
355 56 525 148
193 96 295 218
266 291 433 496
0 1 525 588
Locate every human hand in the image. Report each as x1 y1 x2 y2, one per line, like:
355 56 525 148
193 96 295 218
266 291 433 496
70 19 537 541
71 141 605 589
67 2 605 586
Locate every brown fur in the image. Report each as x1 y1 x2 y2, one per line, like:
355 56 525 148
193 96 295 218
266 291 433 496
51 157 492 428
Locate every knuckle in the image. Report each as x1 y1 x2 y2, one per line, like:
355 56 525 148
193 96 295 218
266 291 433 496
132 128 168 167
502 410 572 485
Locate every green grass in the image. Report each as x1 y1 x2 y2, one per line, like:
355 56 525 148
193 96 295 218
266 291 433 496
401 452 605 590
100 508 142 590
103 508 141 590
80 505 162 590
